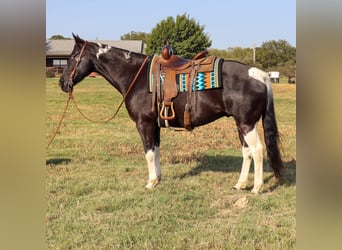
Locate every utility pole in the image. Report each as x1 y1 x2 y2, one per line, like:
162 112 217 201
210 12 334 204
252 44 256 64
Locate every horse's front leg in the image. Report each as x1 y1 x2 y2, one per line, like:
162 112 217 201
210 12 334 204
145 146 161 188
136 121 161 188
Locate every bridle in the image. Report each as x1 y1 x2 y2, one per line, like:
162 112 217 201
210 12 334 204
67 41 88 92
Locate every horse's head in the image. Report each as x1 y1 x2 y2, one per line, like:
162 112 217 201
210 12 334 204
59 34 94 92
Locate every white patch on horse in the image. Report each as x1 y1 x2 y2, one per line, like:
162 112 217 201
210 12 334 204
248 67 273 110
248 67 268 84
96 44 111 59
124 51 131 59
145 148 161 189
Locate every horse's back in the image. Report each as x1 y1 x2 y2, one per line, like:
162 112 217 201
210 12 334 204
222 60 268 96
220 60 268 121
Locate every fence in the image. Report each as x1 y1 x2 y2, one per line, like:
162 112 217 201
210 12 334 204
46 67 64 78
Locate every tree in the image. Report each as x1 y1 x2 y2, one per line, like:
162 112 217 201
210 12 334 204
256 40 296 69
120 31 150 44
209 40 296 77
209 47 258 66
48 34 71 40
145 14 212 58
227 47 254 64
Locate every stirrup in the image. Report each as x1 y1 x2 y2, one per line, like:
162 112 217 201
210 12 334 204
160 102 175 120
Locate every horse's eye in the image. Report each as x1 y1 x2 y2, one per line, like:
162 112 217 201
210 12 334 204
71 53 79 60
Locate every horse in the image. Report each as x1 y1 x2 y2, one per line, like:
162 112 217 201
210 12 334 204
59 34 285 194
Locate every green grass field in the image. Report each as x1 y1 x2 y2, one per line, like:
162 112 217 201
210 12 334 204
46 77 296 249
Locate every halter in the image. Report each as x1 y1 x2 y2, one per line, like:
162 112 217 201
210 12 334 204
67 41 88 91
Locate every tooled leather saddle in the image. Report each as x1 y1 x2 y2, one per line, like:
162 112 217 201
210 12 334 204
151 42 217 130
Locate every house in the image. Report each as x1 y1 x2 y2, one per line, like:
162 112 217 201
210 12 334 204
46 39 144 76
268 71 280 83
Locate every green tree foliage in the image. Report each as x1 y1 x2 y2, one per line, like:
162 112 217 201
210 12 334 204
210 40 296 77
256 40 296 69
120 31 150 44
208 48 229 59
209 47 258 66
227 47 253 64
49 35 71 40
145 14 212 58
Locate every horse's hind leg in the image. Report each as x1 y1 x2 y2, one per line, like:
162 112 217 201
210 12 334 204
233 145 252 190
245 125 264 194
234 123 264 194
233 125 252 190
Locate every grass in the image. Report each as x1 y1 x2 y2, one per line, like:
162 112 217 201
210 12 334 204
46 77 296 249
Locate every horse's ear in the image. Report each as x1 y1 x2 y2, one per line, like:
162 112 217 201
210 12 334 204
72 33 84 47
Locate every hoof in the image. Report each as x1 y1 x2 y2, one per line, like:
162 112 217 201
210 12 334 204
251 185 263 194
233 183 247 190
145 177 161 189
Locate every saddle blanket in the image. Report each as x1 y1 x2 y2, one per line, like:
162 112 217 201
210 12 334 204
147 56 224 93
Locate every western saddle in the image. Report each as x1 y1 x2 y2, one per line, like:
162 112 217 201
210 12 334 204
151 41 216 130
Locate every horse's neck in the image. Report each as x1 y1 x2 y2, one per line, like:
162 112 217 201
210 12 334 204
95 49 145 95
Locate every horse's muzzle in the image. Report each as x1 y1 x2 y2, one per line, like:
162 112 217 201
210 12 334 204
59 78 73 93
67 79 74 92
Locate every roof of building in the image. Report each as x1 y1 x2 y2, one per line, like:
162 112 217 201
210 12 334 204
46 39 144 56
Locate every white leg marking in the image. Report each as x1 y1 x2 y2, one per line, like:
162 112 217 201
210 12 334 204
244 126 264 194
145 148 161 189
96 44 111 59
234 146 252 190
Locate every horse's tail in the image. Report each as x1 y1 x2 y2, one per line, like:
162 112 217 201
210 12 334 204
262 75 285 179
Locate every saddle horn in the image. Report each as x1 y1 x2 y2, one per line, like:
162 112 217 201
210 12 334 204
161 38 173 60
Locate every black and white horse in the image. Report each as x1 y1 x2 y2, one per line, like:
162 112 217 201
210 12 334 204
59 34 284 193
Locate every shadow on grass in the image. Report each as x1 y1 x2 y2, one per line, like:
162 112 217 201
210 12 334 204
262 159 296 191
46 158 71 166
176 154 296 188
283 159 296 186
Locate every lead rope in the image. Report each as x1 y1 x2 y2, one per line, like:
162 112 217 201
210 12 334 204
70 56 149 123
46 56 149 150
46 92 73 150
69 92 118 123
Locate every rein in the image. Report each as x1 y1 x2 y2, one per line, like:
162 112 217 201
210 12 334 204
45 92 73 150
46 55 149 150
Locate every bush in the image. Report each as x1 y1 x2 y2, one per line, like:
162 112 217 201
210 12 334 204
46 70 56 78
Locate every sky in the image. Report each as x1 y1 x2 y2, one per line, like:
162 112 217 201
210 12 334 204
46 0 296 49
